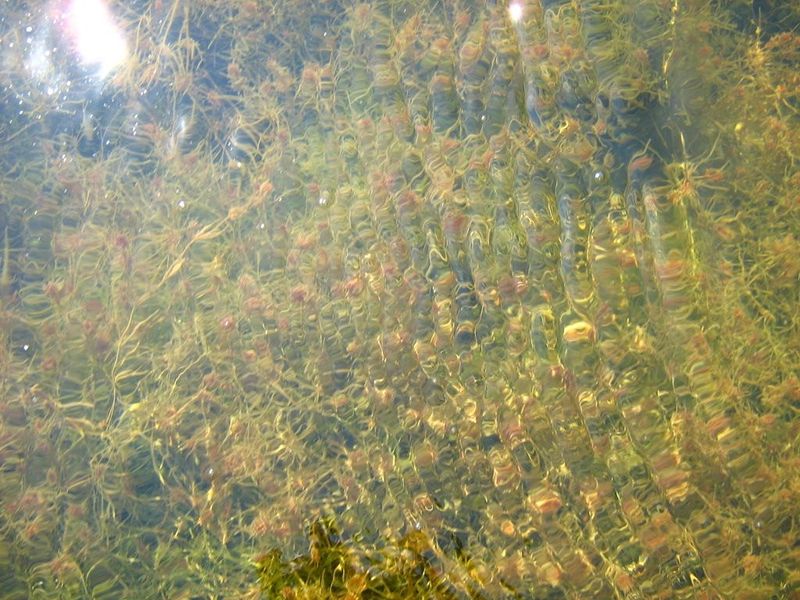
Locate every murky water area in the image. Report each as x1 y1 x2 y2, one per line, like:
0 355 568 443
1 1 798 598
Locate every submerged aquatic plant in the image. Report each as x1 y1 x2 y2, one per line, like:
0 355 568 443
0 0 799 597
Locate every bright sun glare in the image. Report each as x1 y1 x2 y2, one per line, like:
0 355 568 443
62 0 127 78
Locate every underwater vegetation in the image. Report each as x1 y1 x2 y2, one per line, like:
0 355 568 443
1 0 799 597
255 518 463 599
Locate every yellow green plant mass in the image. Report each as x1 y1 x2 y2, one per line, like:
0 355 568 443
0 0 799 597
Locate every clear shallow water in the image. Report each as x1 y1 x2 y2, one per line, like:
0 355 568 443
1 1 799 598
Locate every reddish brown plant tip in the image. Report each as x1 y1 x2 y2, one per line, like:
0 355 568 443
529 487 563 516
219 315 236 331
442 209 468 240
112 232 130 249
396 189 421 217
242 296 266 315
202 371 220 390
627 154 654 178
342 276 364 298
289 285 309 304
500 419 526 446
